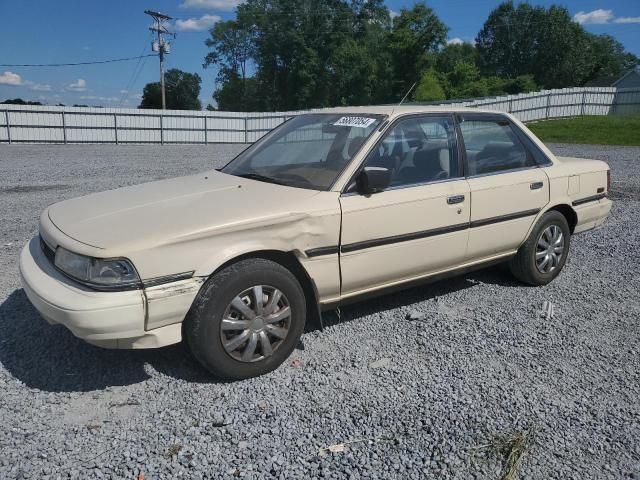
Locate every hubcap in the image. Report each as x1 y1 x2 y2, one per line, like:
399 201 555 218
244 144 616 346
535 224 565 274
220 286 291 363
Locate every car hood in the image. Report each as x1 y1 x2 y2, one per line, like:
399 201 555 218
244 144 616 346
47 170 320 252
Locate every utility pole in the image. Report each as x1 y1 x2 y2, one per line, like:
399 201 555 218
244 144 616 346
144 10 173 110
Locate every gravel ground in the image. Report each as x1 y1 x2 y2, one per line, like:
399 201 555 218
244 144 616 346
0 143 638 479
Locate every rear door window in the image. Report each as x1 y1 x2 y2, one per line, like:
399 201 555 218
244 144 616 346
459 119 536 176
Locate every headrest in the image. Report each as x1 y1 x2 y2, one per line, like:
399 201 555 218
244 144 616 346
413 147 441 167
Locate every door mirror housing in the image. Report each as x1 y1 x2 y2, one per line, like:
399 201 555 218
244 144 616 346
356 166 391 195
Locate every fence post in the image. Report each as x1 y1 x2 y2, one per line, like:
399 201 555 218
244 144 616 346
4 110 11 144
545 92 551 120
611 89 618 115
61 111 67 144
580 90 586 116
508 97 513 113
159 114 164 145
113 114 118 144
203 115 208 144
244 116 248 143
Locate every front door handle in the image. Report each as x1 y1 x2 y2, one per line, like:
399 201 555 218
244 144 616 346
530 182 544 190
447 194 465 204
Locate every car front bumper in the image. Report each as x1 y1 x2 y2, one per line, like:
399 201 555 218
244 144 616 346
19 237 196 349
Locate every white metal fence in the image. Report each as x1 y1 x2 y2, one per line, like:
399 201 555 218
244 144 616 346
1 86 639 145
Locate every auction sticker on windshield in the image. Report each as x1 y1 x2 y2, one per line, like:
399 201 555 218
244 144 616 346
333 116 377 128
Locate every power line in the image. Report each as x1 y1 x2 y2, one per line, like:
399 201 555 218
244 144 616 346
0 55 156 68
119 32 153 107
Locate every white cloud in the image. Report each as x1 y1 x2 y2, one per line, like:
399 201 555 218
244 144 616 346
574 9 614 24
175 14 221 31
389 10 399 19
447 37 464 45
179 0 242 11
27 82 52 92
574 9 640 25
0 71 22 86
0 72 52 92
80 95 119 102
82 45 91 51
67 78 87 92
614 16 640 24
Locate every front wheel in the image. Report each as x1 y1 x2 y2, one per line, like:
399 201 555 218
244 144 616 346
510 211 571 286
184 259 306 380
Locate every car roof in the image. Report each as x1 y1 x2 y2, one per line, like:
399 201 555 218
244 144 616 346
309 105 506 118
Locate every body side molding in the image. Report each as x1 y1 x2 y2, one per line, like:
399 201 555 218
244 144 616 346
306 208 542 257
572 193 607 206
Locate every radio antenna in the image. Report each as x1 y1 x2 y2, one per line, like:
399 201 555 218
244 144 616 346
398 82 417 105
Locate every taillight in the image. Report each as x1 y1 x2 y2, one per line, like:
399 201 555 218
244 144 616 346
607 170 611 192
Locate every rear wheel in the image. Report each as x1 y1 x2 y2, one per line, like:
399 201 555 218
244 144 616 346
510 211 570 286
184 258 306 380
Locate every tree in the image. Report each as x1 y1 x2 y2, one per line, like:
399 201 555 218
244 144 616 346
330 0 394 106
201 0 637 110
203 0 396 110
387 3 448 99
201 1 448 109
444 61 488 99
1 98 43 105
213 75 263 111
204 19 255 110
475 1 637 89
583 34 639 84
437 42 478 74
414 70 445 102
139 69 202 110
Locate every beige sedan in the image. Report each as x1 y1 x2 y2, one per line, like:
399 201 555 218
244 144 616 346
20 106 612 379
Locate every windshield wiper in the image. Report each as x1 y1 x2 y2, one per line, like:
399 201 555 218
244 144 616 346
236 173 286 186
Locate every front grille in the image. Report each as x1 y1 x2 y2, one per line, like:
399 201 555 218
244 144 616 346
39 236 56 264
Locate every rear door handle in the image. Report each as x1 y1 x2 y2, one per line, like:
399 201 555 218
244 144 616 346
447 194 465 204
530 182 544 190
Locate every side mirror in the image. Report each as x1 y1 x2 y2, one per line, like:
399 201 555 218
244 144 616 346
356 166 391 195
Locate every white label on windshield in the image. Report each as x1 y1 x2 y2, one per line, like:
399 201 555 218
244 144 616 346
333 116 377 128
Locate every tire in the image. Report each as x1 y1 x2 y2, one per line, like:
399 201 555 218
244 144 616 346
510 210 571 286
184 258 306 380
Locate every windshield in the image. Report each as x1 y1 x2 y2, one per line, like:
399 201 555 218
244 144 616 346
221 113 385 190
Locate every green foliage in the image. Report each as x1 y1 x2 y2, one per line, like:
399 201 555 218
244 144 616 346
139 69 202 110
414 70 445 102
529 115 640 146
202 0 637 110
583 34 639 84
476 1 638 88
1 98 43 105
387 3 448 98
436 42 478 74
445 61 484 98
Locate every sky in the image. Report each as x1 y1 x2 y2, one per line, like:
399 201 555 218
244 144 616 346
0 0 638 109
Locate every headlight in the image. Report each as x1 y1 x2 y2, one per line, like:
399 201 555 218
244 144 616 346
54 247 140 289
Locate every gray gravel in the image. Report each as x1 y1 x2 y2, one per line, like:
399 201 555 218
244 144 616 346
1 143 639 479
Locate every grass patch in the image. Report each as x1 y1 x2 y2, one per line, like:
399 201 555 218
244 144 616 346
473 426 535 480
528 115 640 146
490 427 535 480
